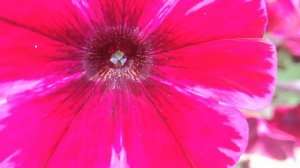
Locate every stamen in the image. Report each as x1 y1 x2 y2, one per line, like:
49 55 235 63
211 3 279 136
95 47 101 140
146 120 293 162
110 50 127 67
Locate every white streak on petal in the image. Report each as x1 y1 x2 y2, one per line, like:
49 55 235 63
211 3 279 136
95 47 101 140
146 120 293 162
72 0 95 27
0 80 42 131
0 102 10 120
142 0 179 35
110 147 129 168
0 150 21 168
110 135 129 168
0 80 42 98
186 0 215 15
72 0 89 8
0 98 10 131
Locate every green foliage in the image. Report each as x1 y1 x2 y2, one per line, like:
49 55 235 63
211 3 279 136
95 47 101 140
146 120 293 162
274 49 300 106
277 50 300 80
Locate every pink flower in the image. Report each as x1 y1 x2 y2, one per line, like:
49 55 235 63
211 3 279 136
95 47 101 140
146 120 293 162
0 0 276 167
246 117 296 160
266 0 300 56
269 105 300 142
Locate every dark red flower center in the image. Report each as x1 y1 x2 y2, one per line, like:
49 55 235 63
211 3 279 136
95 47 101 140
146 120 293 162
83 25 153 87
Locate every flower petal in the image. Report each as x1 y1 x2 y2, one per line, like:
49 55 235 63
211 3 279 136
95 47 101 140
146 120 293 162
266 0 300 56
0 0 178 82
0 80 114 167
284 38 300 56
121 82 248 168
98 0 179 30
0 79 248 167
0 22 83 82
0 0 102 45
0 0 178 42
152 38 277 110
269 105 300 140
246 118 296 160
151 0 267 49
266 0 299 32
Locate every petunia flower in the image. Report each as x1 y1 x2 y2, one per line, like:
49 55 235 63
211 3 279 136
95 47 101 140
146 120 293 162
0 0 276 167
246 117 297 160
266 0 300 56
269 105 300 143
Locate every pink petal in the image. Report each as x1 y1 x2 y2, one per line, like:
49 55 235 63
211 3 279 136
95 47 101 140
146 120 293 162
269 105 300 140
0 0 177 40
121 82 248 168
266 0 300 56
0 80 114 167
284 38 300 56
0 22 83 82
246 118 296 160
151 0 267 49
0 0 268 49
0 0 178 82
267 0 299 32
0 79 248 167
0 0 102 41
152 39 277 110
98 0 179 31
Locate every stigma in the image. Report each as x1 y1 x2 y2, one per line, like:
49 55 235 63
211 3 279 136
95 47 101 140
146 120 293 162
110 50 127 67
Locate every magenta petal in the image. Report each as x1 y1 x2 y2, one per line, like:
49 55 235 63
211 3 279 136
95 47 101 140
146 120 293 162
266 0 300 56
0 23 83 82
152 0 267 48
0 0 176 42
98 0 178 30
266 0 300 32
0 0 102 39
269 105 300 140
121 83 248 168
153 39 277 110
246 118 297 160
0 80 115 167
284 38 300 56
0 80 248 168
